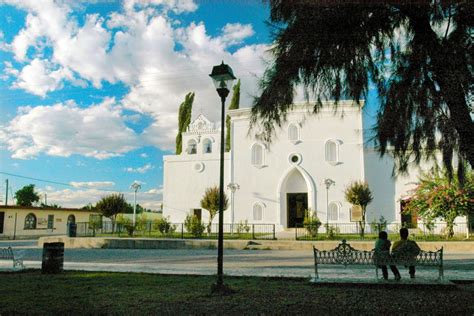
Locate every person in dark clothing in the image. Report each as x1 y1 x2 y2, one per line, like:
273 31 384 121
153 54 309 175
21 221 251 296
374 231 401 280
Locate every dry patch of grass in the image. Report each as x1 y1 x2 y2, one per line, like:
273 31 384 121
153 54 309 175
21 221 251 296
0 270 472 314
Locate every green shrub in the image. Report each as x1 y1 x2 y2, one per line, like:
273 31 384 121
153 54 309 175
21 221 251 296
303 209 321 237
325 224 339 239
116 215 135 236
369 216 387 233
184 214 205 238
136 213 148 232
236 220 250 235
153 217 176 234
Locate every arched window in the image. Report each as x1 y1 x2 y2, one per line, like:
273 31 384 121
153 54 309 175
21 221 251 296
328 202 340 221
325 140 339 164
187 139 197 154
251 143 265 167
253 203 263 221
67 214 76 224
288 124 299 143
202 138 212 154
24 213 37 229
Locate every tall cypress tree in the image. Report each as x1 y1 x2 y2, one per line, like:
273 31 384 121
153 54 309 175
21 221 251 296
225 79 240 152
176 92 195 154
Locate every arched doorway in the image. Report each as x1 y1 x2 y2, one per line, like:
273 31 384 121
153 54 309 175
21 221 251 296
277 167 316 228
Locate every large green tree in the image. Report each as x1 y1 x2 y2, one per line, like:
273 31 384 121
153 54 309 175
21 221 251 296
252 1 473 180
176 92 195 154
15 184 40 207
404 169 473 238
225 79 241 152
95 193 129 232
200 186 229 235
344 181 373 237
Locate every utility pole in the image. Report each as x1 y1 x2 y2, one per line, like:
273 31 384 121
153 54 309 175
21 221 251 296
5 179 8 206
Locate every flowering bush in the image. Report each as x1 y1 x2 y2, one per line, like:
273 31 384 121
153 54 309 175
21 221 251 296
404 169 473 238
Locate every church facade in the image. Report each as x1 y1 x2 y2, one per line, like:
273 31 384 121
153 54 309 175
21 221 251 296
162 101 454 232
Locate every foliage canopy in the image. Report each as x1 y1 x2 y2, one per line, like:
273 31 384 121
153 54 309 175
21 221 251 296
252 1 474 180
226 79 240 152
344 181 373 236
95 193 128 222
15 184 40 207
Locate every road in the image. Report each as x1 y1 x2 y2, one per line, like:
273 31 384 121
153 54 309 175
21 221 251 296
1 240 473 280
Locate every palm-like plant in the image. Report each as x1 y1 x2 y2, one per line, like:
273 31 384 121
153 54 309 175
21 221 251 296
344 181 373 237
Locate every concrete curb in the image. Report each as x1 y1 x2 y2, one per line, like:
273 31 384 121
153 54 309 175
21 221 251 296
38 236 474 253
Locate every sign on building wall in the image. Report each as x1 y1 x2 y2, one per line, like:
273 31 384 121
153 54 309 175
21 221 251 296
350 205 362 222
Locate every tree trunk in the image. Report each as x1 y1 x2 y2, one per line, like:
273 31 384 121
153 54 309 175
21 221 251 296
359 209 366 238
446 221 454 239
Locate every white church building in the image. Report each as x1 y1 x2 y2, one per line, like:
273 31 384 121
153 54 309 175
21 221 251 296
162 101 465 232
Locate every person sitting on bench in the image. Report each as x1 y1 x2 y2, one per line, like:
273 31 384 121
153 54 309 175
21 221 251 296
374 231 401 280
392 228 421 279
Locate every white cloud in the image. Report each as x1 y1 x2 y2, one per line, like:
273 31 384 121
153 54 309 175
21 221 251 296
221 23 254 46
125 163 155 173
13 58 74 97
140 153 148 158
39 185 163 210
123 0 197 14
69 181 115 188
2 0 270 154
0 98 140 159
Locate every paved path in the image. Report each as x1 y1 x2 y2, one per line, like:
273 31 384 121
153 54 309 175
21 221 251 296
1 240 473 281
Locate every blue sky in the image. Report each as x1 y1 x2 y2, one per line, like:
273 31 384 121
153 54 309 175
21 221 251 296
0 0 274 209
0 0 378 209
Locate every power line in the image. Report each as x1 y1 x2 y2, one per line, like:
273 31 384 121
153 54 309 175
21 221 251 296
0 171 119 193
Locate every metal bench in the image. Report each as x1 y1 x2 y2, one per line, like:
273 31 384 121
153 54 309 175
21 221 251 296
312 240 443 280
1 247 25 270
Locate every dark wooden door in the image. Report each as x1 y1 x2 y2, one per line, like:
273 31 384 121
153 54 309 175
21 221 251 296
0 212 4 234
287 193 308 228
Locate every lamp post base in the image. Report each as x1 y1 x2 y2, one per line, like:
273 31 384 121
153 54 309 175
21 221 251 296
210 282 234 295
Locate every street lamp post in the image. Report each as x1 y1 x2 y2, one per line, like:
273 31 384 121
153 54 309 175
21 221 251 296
227 182 240 234
209 61 236 292
324 178 335 233
130 181 142 226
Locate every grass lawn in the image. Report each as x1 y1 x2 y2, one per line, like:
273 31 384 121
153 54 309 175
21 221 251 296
1 271 473 314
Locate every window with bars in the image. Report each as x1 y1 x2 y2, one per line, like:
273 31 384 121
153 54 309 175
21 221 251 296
24 213 36 229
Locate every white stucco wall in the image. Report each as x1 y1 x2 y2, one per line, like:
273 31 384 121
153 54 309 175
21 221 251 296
229 101 365 229
163 150 230 223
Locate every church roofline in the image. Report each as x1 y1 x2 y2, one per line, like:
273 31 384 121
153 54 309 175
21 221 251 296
228 100 364 118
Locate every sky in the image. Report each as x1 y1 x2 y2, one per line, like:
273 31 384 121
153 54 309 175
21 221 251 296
0 0 380 210
0 0 275 209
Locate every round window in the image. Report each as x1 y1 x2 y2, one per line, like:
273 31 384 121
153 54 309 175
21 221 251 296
194 162 205 173
288 153 302 165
